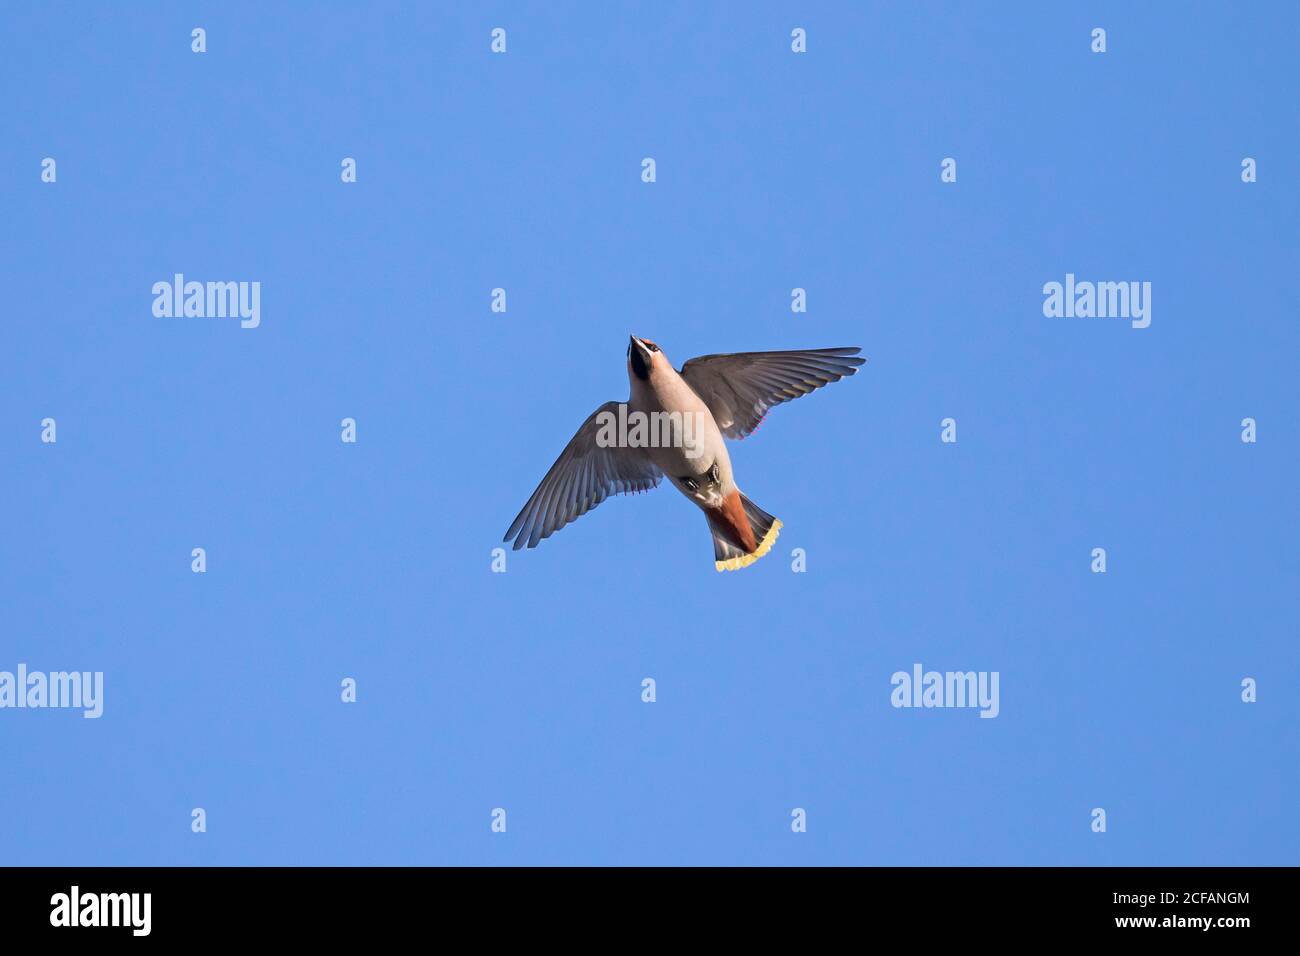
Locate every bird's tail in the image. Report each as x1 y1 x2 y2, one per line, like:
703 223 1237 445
706 491 782 572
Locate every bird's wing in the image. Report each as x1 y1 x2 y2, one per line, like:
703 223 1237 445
504 400 663 550
679 347 865 440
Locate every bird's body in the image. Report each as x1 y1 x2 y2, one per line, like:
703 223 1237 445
626 354 759 562
504 336 864 571
628 357 731 500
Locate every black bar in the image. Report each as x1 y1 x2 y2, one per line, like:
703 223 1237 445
0 866 1279 941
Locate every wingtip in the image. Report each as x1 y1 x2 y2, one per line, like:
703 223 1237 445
824 346 866 368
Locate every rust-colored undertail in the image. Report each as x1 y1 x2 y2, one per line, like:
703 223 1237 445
705 490 782 572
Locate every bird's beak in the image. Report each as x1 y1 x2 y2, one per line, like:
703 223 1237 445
629 334 649 355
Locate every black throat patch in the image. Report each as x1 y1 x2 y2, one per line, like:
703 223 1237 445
630 346 650 381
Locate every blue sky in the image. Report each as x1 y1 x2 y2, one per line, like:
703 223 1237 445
2 2 1296 865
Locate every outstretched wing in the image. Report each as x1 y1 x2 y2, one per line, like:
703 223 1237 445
503 401 663 551
679 347 865 440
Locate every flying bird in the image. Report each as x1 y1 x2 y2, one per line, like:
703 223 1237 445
504 337 865 571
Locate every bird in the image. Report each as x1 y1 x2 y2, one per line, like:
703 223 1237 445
503 336 865 571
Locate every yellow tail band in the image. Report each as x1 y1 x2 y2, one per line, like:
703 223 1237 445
715 518 783 572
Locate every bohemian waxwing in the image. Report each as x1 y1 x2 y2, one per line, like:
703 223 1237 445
504 336 865 571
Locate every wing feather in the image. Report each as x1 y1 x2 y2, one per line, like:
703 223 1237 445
504 401 662 551
679 347 865 439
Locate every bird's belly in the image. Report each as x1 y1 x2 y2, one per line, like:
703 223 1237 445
645 433 728 476
630 378 733 498
642 421 734 511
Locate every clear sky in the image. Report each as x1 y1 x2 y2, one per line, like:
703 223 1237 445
2 2 1296 865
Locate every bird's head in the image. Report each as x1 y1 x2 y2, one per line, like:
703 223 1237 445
627 335 668 383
